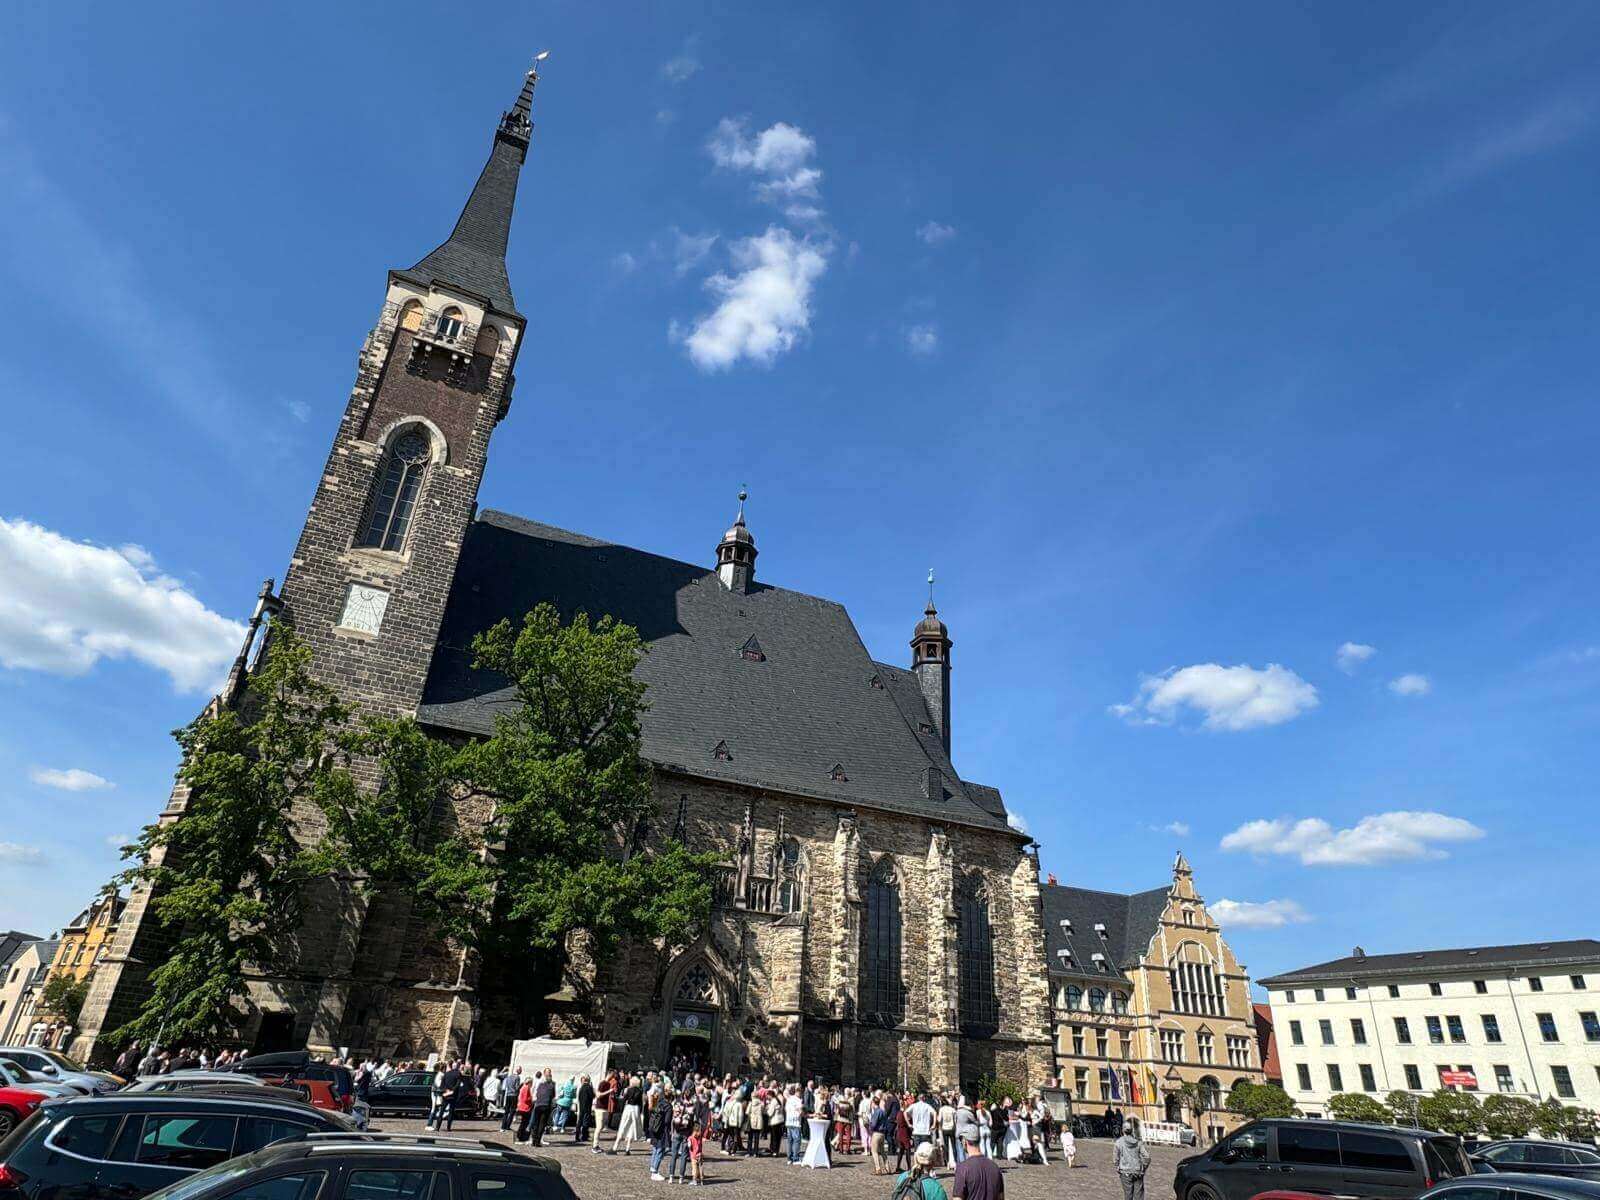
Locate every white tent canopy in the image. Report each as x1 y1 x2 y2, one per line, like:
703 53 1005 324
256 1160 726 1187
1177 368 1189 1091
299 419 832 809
508 1037 626 1082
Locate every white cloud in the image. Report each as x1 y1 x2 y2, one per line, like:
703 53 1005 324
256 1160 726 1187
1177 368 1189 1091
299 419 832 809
1211 898 1312 929
656 109 677 127
661 49 701 85
682 227 828 371
286 399 311 423
1336 641 1376 673
1006 811 1030 834
1428 96 1597 196
30 766 112 792
0 517 245 692
917 221 957 246
1220 810 1484 866
905 324 939 356
611 251 639 275
1111 662 1318 732
672 230 719 277
1150 821 1191 837
104 833 130 851
0 843 43 866
707 119 824 214
1389 673 1431 696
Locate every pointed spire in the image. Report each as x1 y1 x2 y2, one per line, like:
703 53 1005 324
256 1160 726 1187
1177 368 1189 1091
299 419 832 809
1174 850 1192 875
716 486 758 593
926 568 938 616
397 57 549 318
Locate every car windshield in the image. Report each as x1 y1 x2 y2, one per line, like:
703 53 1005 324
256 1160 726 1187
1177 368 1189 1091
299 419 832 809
1426 1137 1473 1180
40 1050 87 1072
141 1159 256 1200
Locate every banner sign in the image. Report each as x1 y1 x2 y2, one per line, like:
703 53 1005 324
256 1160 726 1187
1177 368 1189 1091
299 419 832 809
669 1010 712 1041
1439 1070 1477 1087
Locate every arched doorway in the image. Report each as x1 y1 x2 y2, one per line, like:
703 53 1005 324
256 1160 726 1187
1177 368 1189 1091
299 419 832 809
666 960 720 1075
1165 1089 1184 1122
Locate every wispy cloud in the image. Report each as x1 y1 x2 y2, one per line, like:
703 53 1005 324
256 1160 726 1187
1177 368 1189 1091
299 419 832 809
673 230 719 277
1389 673 1432 697
611 251 640 275
661 36 702 85
1007 810 1030 835
1211 898 1312 929
1336 642 1376 673
1414 94 1598 200
30 767 113 792
1111 662 1318 732
0 516 244 692
917 221 957 246
1150 821 1191 838
904 324 939 357
104 833 130 851
1221 811 1484 866
0 843 44 866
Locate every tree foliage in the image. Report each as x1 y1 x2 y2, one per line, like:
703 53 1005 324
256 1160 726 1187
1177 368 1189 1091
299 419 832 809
41 975 91 1026
1227 1079 1298 1119
1418 1089 1481 1137
1480 1094 1539 1139
1385 1090 1421 1126
1327 1093 1393 1123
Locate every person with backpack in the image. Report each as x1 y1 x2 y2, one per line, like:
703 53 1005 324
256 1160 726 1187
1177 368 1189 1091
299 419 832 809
667 1088 695 1183
894 1142 949 1200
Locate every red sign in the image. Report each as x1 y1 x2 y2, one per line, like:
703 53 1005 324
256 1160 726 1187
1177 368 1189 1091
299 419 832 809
1439 1071 1477 1087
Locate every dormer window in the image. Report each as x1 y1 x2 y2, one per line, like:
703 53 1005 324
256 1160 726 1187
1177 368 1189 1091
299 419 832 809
437 307 465 340
829 763 849 783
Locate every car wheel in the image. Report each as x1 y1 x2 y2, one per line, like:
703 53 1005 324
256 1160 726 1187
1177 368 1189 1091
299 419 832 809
0 1109 15 1137
1187 1184 1221 1200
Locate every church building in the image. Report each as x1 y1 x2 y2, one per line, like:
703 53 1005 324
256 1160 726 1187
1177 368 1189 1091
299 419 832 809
73 67 1055 1091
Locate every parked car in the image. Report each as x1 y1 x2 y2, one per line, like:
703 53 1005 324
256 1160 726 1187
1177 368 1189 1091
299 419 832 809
0 1048 121 1096
127 1073 282 1094
0 1060 83 1100
228 1054 367 1127
135 1132 578 1200
0 1091 355 1200
1176 1118 1474 1200
362 1070 435 1119
1424 1172 1600 1200
1473 1142 1600 1180
0 1088 48 1139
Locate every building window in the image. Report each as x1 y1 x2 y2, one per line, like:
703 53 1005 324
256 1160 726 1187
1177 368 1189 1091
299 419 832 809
1529 976 1544 992
1581 1011 1600 1042
1447 1015 1466 1043
1394 1016 1412 1044
1096 1030 1109 1058
1495 1065 1514 1093
1426 1015 1444 1044
1404 1064 1422 1090
1318 1019 1334 1046
956 874 998 1037
1388 985 1400 998
1458 1064 1479 1092
1572 975 1587 990
1359 1064 1377 1092
1346 986 1358 1000
1064 985 1082 1010
1071 1027 1085 1056
1112 991 1129 1014
1552 1066 1575 1099
1227 1035 1250 1068
1537 1012 1559 1042
1120 1033 1132 1059
1474 979 1488 994
1429 982 1443 996
1314 988 1325 1002
1285 990 1296 1003
358 429 431 551
1351 1018 1367 1044
1296 1063 1312 1091
1160 1029 1185 1062
1169 943 1224 1016
1328 1064 1344 1092
1197 1031 1214 1064
860 858 904 1022
1089 987 1107 1012
1073 1068 1089 1099
1481 1014 1502 1043
775 837 805 913
1289 1020 1304 1046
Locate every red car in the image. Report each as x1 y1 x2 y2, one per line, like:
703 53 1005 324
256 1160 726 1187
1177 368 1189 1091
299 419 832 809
0 1085 47 1136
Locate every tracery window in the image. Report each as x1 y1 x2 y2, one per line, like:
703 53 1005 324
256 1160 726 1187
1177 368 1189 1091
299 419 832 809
957 873 999 1037
1169 941 1224 1016
860 858 904 1023
358 430 431 551
776 837 804 914
675 961 717 1006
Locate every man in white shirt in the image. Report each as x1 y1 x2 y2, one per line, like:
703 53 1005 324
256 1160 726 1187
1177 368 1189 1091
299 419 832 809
784 1086 806 1164
907 1093 937 1150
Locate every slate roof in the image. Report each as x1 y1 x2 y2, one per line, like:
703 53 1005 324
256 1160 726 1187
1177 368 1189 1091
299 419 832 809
1258 939 1600 987
418 512 1019 833
0 932 39 970
1041 882 1170 979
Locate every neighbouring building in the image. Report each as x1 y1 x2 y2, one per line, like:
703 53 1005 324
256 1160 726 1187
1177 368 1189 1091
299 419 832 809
1252 1001 1282 1086
1043 853 1264 1142
1261 940 1600 1116
71 65 1054 1091
0 940 59 1046
47 892 125 985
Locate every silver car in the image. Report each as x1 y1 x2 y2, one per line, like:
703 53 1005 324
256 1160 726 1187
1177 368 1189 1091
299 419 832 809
0 1055 84 1097
0 1045 122 1094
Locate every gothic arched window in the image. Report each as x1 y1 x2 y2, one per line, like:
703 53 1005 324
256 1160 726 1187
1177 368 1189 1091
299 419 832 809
398 299 424 331
776 837 804 914
1112 990 1130 1015
435 306 465 341
957 873 999 1037
1168 941 1223 1017
674 961 718 1007
359 430 431 552
860 858 904 1023
1088 987 1107 1012
1064 985 1083 1010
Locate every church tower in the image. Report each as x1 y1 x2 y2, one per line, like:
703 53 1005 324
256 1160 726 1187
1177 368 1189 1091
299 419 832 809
911 572 952 751
274 65 542 715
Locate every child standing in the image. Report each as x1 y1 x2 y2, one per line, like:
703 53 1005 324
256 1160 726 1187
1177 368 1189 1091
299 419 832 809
689 1125 705 1186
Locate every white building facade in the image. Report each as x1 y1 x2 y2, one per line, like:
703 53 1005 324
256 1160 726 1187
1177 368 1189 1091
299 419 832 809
1261 940 1600 1117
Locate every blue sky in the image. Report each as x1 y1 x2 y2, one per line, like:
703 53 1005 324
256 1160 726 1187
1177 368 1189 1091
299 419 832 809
2 3 1598 989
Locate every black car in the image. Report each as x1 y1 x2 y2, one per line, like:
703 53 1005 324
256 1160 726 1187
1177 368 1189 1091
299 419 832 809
362 1073 434 1120
0 1091 355 1200
1426 1172 1600 1200
140 1132 577 1200
1175 1118 1475 1200
1474 1142 1600 1180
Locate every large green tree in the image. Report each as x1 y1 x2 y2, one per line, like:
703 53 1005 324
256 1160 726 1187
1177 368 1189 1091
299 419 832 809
113 629 351 1045
1226 1079 1298 1119
1418 1089 1482 1137
1385 1090 1421 1126
1480 1094 1538 1139
1327 1093 1392 1123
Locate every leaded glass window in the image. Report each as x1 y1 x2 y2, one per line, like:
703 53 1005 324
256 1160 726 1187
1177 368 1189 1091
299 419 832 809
359 430 430 551
675 962 717 1005
861 858 904 1023
957 874 998 1037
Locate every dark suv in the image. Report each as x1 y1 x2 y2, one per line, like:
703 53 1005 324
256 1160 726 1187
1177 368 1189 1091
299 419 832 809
1474 1141 1600 1180
0 1091 354 1200
140 1133 578 1200
1175 1118 1474 1200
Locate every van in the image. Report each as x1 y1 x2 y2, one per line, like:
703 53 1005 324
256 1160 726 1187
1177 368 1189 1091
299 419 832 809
1174 1118 1474 1200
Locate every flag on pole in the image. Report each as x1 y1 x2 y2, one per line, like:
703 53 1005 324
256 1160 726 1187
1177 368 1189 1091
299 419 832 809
1109 1066 1122 1100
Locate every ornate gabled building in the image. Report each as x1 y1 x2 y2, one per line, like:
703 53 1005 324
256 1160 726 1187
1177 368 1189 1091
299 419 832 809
1043 854 1264 1142
71 66 1055 1091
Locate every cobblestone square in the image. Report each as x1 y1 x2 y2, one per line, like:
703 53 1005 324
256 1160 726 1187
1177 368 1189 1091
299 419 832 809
378 1116 1186 1200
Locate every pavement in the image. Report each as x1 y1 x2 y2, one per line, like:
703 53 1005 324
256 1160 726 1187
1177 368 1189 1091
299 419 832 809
374 1114 1188 1200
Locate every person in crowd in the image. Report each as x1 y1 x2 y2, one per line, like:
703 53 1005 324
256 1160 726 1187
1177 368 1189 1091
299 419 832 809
1061 1121 1077 1168
514 1074 535 1143
647 1081 674 1181
895 1142 950 1200
614 1073 645 1155
688 1108 706 1187
667 1084 695 1183
1113 1119 1151 1200
592 1071 618 1152
721 1085 745 1156
500 1067 522 1132
953 1095 977 1166
530 1068 555 1146
907 1091 936 1152
748 1077 766 1153
784 1083 805 1165
952 1126 1004 1200
765 1088 783 1156
575 1073 595 1143
555 1074 576 1131
835 1086 855 1155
